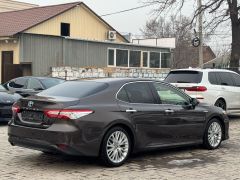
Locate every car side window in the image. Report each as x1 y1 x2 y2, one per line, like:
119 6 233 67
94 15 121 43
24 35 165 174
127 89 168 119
208 72 220 85
231 73 240 87
118 82 155 104
218 72 234 86
9 78 27 88
27 78 43 90
117 87 129 102
153 82 190 105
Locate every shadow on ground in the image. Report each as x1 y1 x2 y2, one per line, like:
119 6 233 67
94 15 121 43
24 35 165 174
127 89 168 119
0 122 8 126
14 144 219 170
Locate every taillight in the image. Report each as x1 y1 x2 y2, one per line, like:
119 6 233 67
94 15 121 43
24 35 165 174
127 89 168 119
44 109 93 120
12 103 20 114
185 86 207 92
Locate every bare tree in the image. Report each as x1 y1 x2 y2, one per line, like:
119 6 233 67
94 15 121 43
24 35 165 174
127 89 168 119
141 15 192 43
144 0 240 70
141 15 208 68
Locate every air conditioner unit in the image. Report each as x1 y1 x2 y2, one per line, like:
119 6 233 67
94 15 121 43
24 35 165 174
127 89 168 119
108 31 117 40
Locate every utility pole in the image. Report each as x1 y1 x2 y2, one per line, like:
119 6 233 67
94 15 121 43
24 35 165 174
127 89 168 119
198 0 203 68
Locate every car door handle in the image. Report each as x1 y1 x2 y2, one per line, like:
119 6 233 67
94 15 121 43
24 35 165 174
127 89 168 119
126 109 137 113
165 109 175 113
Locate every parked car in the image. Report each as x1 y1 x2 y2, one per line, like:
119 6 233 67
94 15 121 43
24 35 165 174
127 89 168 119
8 79 229 167
165 68 240 114
0 85 21 122
3 77 65 97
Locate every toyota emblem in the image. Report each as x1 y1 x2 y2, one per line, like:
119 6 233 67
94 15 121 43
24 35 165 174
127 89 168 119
28 101 34 108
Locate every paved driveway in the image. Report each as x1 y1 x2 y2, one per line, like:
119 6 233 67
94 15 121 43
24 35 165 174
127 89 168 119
0 116 240 180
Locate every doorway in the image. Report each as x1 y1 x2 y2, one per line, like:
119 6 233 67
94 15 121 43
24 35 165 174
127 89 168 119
1 51 23 83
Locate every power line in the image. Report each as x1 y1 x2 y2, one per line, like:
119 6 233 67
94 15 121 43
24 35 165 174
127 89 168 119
101 3 157 17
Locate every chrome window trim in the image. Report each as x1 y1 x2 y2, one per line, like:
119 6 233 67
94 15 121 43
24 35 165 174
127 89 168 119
115 80 191 106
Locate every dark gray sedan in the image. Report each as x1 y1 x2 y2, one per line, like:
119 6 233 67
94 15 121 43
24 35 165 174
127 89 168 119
8 79 229 167
0 85 21 122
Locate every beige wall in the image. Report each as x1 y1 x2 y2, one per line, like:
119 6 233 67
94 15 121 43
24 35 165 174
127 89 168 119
0 0 37 12
25 4 126 43
0 40 20 83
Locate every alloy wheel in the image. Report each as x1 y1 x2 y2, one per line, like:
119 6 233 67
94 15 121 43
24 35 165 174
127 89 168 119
208 122 222 148
106 131 129 164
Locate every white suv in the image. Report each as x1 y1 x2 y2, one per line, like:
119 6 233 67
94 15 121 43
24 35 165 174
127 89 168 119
165 68 240 114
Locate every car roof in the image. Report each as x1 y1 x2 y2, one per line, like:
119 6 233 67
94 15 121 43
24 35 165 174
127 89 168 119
170 68 238 74
15 76 65 80
77 78 163 84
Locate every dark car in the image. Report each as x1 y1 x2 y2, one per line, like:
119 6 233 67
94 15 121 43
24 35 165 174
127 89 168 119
4 76 65 97
8 79 229 167
0 85 21 122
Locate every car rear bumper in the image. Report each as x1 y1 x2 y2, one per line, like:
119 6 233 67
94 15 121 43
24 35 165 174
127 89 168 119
0 105 12 122
8 122 101 157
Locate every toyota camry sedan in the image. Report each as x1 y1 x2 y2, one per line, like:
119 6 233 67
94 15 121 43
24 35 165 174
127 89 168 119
8 78 229 167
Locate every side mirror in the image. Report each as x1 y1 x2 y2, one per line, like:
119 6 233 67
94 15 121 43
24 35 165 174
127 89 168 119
182 102 193 110
182 98 199 110
191 98 199 107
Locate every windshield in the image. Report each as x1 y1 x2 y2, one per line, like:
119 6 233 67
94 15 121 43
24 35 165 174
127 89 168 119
165 71 203 83
40 78 65 89
38 81 108 98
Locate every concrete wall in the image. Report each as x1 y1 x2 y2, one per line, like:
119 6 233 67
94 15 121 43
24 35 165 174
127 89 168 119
52 67 170 80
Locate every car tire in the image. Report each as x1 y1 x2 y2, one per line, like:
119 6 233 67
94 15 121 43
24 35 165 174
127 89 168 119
100 127 131 167
203 118 223 150
214 99 226 110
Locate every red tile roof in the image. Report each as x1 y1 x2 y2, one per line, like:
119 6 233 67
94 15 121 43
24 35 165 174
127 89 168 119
0 2 81 37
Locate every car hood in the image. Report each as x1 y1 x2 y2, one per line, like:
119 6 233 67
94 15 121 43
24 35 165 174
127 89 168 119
0 91 22 104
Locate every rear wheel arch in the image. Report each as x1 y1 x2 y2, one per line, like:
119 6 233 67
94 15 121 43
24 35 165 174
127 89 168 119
214 98 227 110
99 121 136 156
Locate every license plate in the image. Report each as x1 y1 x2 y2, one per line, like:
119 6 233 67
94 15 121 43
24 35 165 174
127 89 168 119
21 111 44 124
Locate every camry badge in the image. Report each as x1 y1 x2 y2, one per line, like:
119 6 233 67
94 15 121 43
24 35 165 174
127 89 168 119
28 101 34 108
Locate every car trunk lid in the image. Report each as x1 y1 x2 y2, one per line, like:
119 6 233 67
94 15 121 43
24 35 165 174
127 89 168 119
15 95 80 128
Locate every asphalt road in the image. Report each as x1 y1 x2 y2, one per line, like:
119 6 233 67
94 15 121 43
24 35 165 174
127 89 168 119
0 116 240 180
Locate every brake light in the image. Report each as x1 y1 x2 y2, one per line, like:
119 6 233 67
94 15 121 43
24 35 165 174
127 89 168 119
12 104 20 114
44 109 93 120
185 86 207 92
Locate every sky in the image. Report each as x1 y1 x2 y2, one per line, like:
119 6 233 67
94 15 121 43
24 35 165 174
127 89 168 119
17 0 231 54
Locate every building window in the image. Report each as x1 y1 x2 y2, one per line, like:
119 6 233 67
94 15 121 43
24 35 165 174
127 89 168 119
161 53 171 68
116 49 128 67
142 52 148 67
129 51 141 67
150 52 160 68
108 49 115 66
61 23 70 36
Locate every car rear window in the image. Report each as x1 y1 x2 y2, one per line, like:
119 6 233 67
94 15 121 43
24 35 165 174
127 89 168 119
165 71 203 83
40 78 65 89
38 81 108 98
